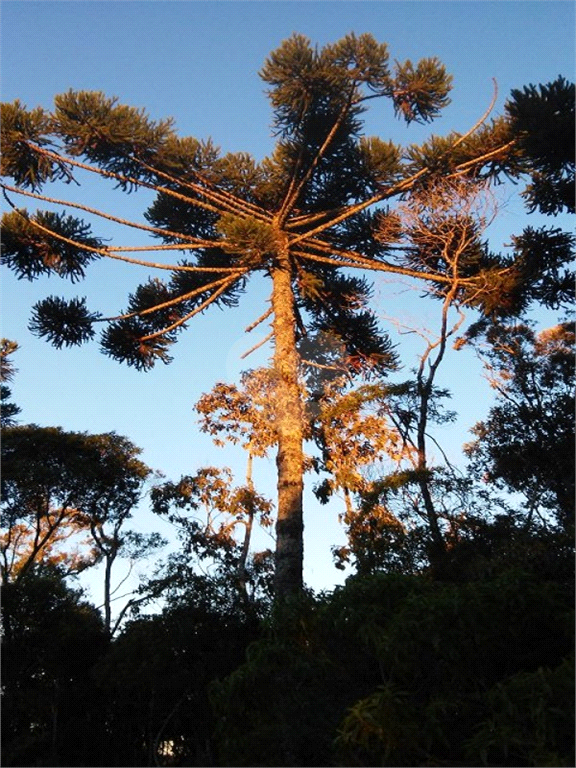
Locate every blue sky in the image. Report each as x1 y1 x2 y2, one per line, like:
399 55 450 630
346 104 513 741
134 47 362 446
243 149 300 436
1 0 574 599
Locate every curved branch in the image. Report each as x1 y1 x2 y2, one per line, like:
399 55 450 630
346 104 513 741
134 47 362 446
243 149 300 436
1 181 208 245
2 190 244 274
450 78 499 152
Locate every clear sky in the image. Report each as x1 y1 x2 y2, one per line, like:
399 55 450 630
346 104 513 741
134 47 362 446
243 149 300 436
1 0 575 600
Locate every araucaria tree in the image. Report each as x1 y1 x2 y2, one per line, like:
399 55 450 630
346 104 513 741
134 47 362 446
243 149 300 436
2 34 519 600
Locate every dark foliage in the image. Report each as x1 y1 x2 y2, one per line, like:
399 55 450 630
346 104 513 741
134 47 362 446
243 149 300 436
1 571 109 767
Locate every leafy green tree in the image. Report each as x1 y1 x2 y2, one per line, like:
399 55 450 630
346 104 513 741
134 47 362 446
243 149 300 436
150 465 274 612
93 581 260 768
0 338 21 427
212 570 573 767
1 34 525 599
0 425 160 634
466 321 575 534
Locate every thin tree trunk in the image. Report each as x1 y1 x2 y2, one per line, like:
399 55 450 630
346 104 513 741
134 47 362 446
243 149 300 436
237 452 255 602
104 552 113 636
416 378 446 558
271 235 305 600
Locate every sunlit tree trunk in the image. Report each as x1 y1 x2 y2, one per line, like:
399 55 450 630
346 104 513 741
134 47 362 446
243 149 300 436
271 232 304 600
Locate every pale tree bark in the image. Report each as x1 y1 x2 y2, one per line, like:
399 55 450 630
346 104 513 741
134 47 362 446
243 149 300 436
270 231 305 600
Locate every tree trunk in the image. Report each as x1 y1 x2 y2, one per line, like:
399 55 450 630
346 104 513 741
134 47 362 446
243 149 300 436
416 379 447 563
271 236 304 600
237 452 255 602
104 552 113 636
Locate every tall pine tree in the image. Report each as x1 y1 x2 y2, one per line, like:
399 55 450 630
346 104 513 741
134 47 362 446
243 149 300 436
1 34 519 600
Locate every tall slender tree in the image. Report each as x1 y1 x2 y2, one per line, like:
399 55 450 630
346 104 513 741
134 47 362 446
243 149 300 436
1 34 518 599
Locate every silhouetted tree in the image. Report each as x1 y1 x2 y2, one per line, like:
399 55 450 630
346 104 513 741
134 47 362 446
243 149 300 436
0 425 163 634
466 321 575 534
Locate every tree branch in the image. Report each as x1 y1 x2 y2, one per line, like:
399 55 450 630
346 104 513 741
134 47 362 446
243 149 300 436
139 277 243 341
2 190 246 274
1 181 210 245
241 330 273 359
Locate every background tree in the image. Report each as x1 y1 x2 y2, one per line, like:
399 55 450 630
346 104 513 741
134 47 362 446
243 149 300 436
0 425 159 634
1 33 520 600
464 75 574 336
506 76 574 217
1 569 108 767
150 465 274 613
466 321 575 535
0 338 21 427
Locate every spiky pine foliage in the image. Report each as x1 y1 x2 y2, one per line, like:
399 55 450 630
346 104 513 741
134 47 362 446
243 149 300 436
52 90 175 188
29 296 99 348
0 101 74 189
505 76 575 215
1 209 102 282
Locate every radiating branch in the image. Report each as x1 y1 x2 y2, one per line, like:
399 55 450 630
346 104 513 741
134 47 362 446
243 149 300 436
245 305 273 333
2 190 244 274
139 277 242 341
292 247 473 286
97 274 246 324
1 181 207 244
277 89 356 224
132 153 272 223
287 168 430 246
241 330 274 359
25 142 225 216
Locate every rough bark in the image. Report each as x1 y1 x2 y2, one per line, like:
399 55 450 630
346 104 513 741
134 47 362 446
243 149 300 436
270 233 305 600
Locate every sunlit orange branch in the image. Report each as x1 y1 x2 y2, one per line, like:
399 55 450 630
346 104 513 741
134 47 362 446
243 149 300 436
245 305 273 333
2 191 244 273
450 140 516 175
26 142 225 217
286 206 346 230
241 330 274 359
1 181 211 244
287 168 430 246
97 273 247 324
102 249 243 273
292 248 476 286
139 276 243 341
108 243 215 253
